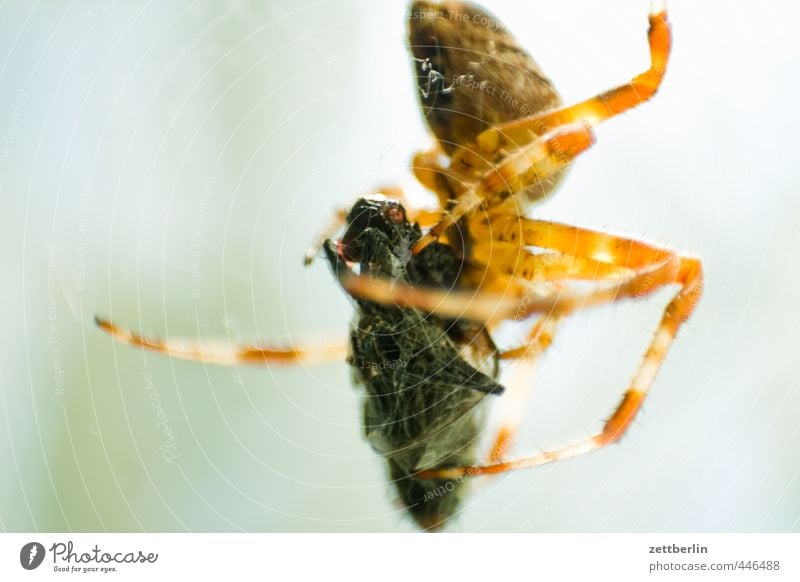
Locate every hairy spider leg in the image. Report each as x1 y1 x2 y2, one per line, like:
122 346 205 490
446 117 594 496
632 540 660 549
411 223 701 480
470 241 634 282
412 124 594 253
464 224 633 461
469 227 634 465
498 314 562 362
94 317 348 366
338 213 688 323
412 147 458 210
454 5 671 174
489 314 564 463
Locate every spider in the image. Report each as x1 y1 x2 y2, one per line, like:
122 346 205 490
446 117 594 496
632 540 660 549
96 0 703 530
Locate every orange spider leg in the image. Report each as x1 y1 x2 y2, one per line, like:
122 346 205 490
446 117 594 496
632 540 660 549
484 248 623 464
470 241 634 282
457 262 536 303
410 207 446 229
413 124 595 253
463 233 629 463
335 267 532 324
456 4 671 171
337 241 682 325
499 315 562 361
476 215 671 270
489 315 563 463
94 317 348 366
412 235 702 480
412 147 456 210
338 211 701 324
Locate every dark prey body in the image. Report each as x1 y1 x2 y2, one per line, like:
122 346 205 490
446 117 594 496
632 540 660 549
324 196 503 530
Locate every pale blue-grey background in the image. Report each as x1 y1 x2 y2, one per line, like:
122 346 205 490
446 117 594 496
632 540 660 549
0 0 797 531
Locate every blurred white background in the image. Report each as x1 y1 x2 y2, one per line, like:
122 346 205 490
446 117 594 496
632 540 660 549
0 0 798 532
